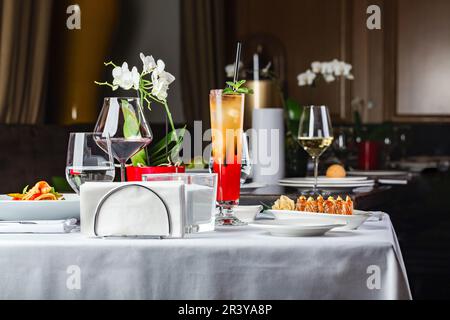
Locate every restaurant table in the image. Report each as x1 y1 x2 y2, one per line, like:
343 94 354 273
0 213 411 300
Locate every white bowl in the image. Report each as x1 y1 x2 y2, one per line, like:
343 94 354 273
233 205 263 223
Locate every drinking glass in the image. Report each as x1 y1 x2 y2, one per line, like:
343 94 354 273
94 97 153 181
142 173 218 233
208 132 252 185
210 90 245 226
298 106 334 194
65 133 115 194
240 132 252 185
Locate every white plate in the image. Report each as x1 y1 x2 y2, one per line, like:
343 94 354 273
0 194 80 221
249 220 345 237
279 181 375 188
241 182 268 189
348 170 408 176
281 176 368 182
278 177 375 188
266 209 372 231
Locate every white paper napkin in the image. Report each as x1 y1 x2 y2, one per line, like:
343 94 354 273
80 182 186 238
0 219 79 234
185 184 216 227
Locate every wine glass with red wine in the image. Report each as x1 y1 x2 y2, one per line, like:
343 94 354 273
94 97 153 181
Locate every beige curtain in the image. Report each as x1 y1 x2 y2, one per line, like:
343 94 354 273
180 0 226 127
0 0 53 124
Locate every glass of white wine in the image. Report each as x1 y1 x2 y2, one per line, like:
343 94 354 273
298 106 334 194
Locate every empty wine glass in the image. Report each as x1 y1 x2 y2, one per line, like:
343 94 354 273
298 106 334 194
94 97 153 181
66 133 115 194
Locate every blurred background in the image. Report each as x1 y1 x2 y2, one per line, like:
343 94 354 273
1 0 450 299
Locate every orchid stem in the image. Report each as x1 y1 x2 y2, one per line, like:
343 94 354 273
104 61 118 68
94 81 115 90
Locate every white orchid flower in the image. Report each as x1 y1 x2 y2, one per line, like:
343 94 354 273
152 73 175 100
155 59 166 74
305 70 316 85
323 73 336 83
163 71 176 84
343 63 353 79
151 61 175 85
150 59 175 101
298 74 306 86
140 53 156 74
298 59 353 87
311 61 322 73
152 80 170 100
152 60 175 82
112 62 140 90
331 60 344 76
297 73 306 86
131 67 140 89
320 62 333 76
297 70 316 86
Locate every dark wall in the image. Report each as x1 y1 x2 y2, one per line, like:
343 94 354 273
0 123 187 194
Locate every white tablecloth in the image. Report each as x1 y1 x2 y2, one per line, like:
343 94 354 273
0 213 411 300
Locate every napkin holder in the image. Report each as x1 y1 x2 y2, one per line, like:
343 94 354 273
80 182 186 238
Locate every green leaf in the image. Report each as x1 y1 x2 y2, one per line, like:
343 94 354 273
51 176 72 193
49 187 63 198
147 128 186 166
131 149 147 166
284 98 302 135
260 201 272 211
223 87 235 95
148 130 178 156
151 153 171 164
121 100 141 138
223 80 252 95
237 80 246 87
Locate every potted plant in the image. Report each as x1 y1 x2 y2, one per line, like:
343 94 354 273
96 53 185 181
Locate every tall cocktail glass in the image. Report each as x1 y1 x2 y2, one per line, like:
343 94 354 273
210 90 245 226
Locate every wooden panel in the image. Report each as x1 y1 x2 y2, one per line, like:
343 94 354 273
352 0 385 123
48 0 119 125
232 0 352 123
394 0 450 120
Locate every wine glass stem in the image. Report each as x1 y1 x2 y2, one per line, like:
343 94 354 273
313 156 319 192
120 161 127 182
